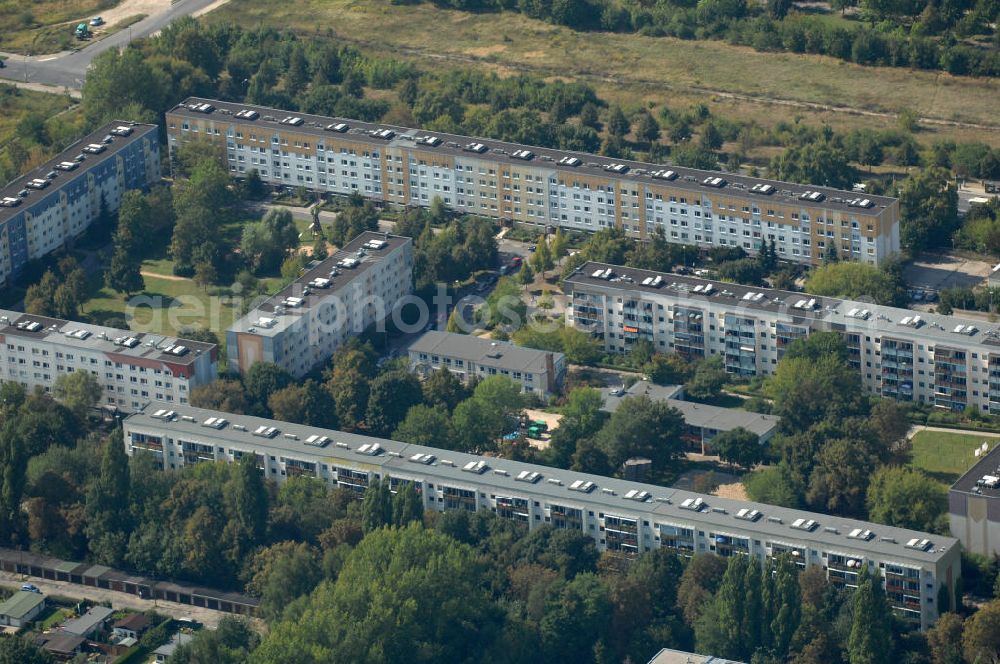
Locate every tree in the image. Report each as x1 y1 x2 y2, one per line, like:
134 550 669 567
848 567 893 664
963 600 1000 664
686 356 727 400
392 481 424 527
105 246 145 295
244 362 293 416
646 353 689 386
82 48 164 125
267 380 338 429
596 395 684 471
607 106 630 138
899 166 959 253
517 261 535 289
677 553 727 628
711 427 763 470
636 112 660 145
769 140 853 190
580 102 600 130
0 635 52 664
170 616 260 664
53 371 101 419
241 208 300 274
530 236 555 277
244 541 322 621
767 353 864 432
361 477 393 533
250 524 502 664
190 379 249 414
926 612 965 664
421 366 470 412
804 261 904 306
85 428 131 566
365 371 424 437
393 404 456 449
223 455 269 566
539 574 612 662
866 466 946 532
0 422 26 545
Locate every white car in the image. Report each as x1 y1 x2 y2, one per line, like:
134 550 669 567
90 17 104 26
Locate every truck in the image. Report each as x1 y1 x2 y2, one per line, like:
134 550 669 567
75 23 90 40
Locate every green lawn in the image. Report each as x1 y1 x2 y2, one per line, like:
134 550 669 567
908 430 996 485
36 607 73 630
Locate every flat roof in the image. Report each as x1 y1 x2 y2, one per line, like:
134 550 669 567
0 591 44 619
600 381 779 437
408 331 565 373
125 400 959 565
38 632 85 655
648 649 744 664
0 309 215 367
154 632 193 656
950 440 1000 498
170 97 896 215
60 605 113 636
566 261 1000 350
228 231 411 337
0 122 156 228
601 382 685 412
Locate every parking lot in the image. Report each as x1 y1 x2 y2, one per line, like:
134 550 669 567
902 252 992 293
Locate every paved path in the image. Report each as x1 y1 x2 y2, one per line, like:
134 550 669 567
907 425 1000 440
0 571 228 628
140 270 190 282
0 0 224 89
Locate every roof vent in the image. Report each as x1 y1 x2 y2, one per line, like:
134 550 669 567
462 460 488 474
515 470 542 484
304 434 331 448
679 497 706 512
357 442 383 456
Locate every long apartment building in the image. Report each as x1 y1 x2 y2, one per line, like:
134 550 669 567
0 122 160 286
226 231 413 377
566 261 1000 413
123 399 960 630
948 443 1000 557
165 98 899 267
0 310 218 413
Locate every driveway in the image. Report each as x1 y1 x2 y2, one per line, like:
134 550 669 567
0 571 234 628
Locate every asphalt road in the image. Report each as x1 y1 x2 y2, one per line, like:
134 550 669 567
0 0 221 90
0 571 230 628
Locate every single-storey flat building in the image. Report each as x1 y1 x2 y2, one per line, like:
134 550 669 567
601 381 780 453
0 590 45 627
155 632 194 662
408 331 567 396
112 613 152 641
60 605 113 637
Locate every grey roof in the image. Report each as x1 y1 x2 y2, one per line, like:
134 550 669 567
950 440 1000 499
125 400 958 565
600 382 779 437
0 122 156 227
648 649 745 664
600 382 685 412
228 231 411 337
38 632 85 655
60 605 113 636
566 261 1000 351
408 331 564 373
0 591 44 619
171 97 896 215
154 632 193 656
0 309 216 367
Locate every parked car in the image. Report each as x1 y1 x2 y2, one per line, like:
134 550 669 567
90 16 104 26
21 583 40 594
0 60 5 69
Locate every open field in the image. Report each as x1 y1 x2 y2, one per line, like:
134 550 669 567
207 0 1000 148
0 0 120 54
908 430 996 485
0 84 78 147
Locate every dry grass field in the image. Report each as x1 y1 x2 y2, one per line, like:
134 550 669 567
208 0 1000 147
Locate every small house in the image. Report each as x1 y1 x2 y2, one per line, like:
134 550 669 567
0 590 45 627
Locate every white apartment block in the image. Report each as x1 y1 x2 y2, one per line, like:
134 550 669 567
123 400 961 630
0 122 160 286
407 330 567 395
0 310 218 413
166 98 900 267
565 261 1000 413
226 232 413 377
